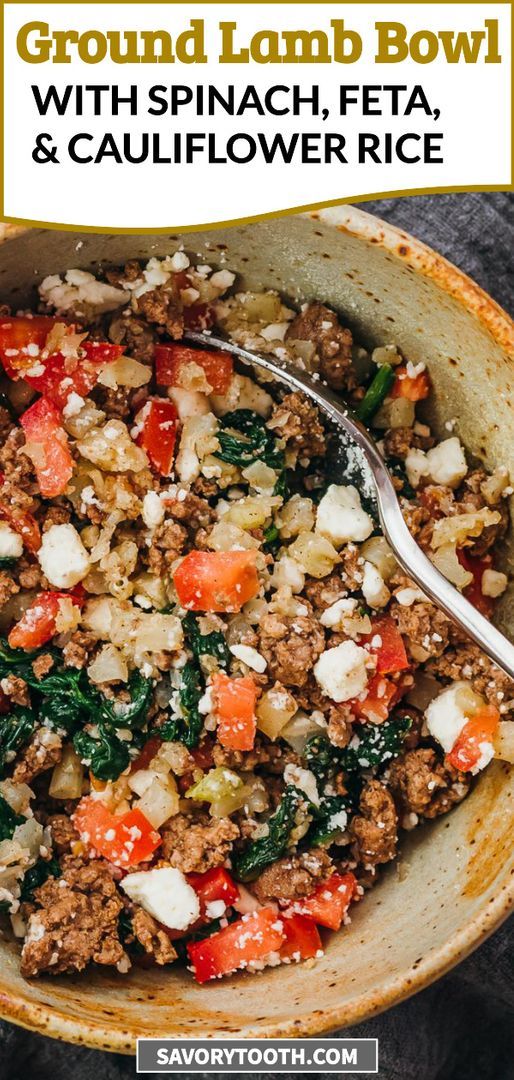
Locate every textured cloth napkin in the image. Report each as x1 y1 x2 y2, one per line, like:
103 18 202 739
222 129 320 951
0 193 512 1080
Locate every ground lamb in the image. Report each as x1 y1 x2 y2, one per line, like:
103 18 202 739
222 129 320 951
388 748 470 819
20 860 126 977
160 813 240 874
351 781 398 867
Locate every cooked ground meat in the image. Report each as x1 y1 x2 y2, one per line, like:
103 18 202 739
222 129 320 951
388 748 470 820
0 429 37 507
350 780 398 867
42 506 71 531
252 849 332 903
258 612 325 688
47 813 80 855
31 653 55 680
132 283 183 339
390 600 452 661
454 470 510 556
131 907 177 965
94 384 133 421
212 737 298 774
303 570 348 611
12 728 62 784
17 560 45 590
269 392 326 459
0 570 20 608
62 630 96 669
0 674 30 707
427 643 514 708
383 426 434 460
327 705 353 748
20 859 126 977
164 490 216 531
286 302 354 391
108 313 156 363
339 544 366 591
160 813 240 874
146 520 188 575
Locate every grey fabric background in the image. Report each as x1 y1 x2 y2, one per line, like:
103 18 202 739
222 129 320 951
0 193 512 1080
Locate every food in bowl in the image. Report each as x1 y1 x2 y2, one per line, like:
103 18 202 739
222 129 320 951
0 253 512 984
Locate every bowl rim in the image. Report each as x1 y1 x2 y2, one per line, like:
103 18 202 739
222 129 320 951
0 205 512 1052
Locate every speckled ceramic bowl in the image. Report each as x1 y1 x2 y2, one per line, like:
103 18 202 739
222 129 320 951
0 207 513 1052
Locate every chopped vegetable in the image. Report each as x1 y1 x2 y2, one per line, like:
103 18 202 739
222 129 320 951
212 672 257 751
183 612 230 669
21 341 124 409
233 786 302 882
391 364 430 402
447 705 500 772
20 857 61 902
356 364 395 424
155 343 233 394
20 396 73 497
215 409 284 471
350 674 398 724
188 867 240 914
73 797 161 867
8 590 83 651
279 913 323 961
137 398 178 476
0 708 36 776
291 872 357 930
159 661 204 749
362 616 410 675
0 315 58 378
173 550 259 613
0 792 24 841
187 907 285 982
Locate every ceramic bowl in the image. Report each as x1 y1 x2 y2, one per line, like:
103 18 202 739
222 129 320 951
0 206 513 1052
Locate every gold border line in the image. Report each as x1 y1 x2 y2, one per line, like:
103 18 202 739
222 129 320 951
1 0 512 233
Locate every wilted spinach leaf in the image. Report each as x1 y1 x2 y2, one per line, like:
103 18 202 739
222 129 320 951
0 793 24 842
215 409 284 471
20 857 61 902
0 708 35 775
183 613 230 670
73 727 130 782
233 786 301 882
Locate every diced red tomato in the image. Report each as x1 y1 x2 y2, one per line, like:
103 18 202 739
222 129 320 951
0 316 58 378
137 398 178 476
446 705 500 773
73 797 161 868
457 550 495 618
22 340 124 410
129 736 162 774
8 589 83 651
183 303 216 332
190 737 214 771
212 672 257 751
351 674 398 724
173 550 259 613
187 908 285 983
0 502 41 553
280 914 323 962
19 396 73 498
391 364 431 402
362 616 409 675
155 343 233 395
291 873 357 931
187 867 240 914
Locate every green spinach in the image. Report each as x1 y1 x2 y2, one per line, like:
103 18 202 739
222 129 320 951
0 708 35 775
0 793 24 842
215 409 284 471
20 857 61 902
232 786 301 882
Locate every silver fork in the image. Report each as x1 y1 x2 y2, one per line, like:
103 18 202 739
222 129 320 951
185 329 514 682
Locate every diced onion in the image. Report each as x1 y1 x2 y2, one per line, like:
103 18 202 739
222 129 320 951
431 509 501 551
361 536 397 581
280 711 327 754
97 356 151 389
288 532 339 578
49 744 84 799
430 543 473 590
256 686 297 740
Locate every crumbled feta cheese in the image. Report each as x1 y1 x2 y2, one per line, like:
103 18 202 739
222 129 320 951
0 522 23 559
229 644 267 673
210 270 235 290
395 587 429 606
425 681 485 753
38 524 90 588
426 438 468 488
62 392 85 419
405 448 430 488
271 556 305 594
170 251 190 272
121 867 200 930
142 491 165 530
320 597 358 628
481 569 508 598
283 763 320 806
314 640 369 703
362 561 390 609
315 484 373 547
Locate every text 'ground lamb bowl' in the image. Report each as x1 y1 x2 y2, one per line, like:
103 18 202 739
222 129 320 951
0 207 512 1051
